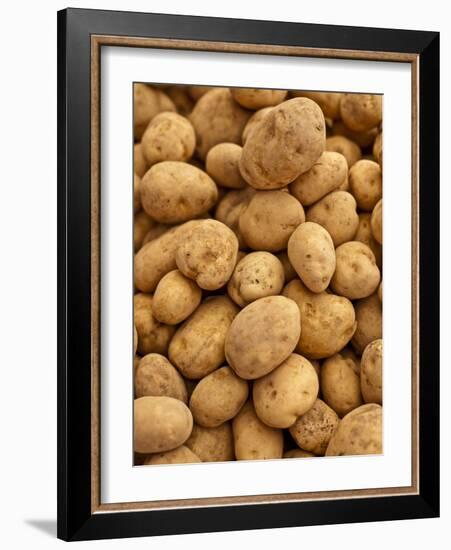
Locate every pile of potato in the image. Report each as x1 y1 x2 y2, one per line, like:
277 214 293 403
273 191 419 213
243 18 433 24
133 84 383 466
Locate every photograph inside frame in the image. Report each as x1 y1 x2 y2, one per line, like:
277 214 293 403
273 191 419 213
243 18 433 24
132 84 383 467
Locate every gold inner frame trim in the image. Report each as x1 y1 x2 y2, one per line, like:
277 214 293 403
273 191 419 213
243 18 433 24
90 34 419 514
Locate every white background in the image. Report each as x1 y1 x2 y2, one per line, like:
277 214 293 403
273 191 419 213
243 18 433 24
0 0 448 548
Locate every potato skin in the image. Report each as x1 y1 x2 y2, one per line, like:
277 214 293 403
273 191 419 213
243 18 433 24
239 98 326 189
277 251 298 283
354 212 382 269
141 162 218 224
185 423 235 462
227 251 285 307
232 401 284 460
189 366 249 428
283 279 357 359
239 190 305 252
206 143 247 189
331 120 378 148
134 84 176 140
331 241 381 300
141 112 195 164
134 143 149 177
152 270 202 325
134 294 176 356
176 220 239 290
143 446 201 465
340 94 382 132
361 339 383 404
189 88 251 159
241 107 274 144
215 187 255 248
134 173 141 213
283 449 315 458
306 191 359 247
253 354 319 428
225 296 301 379
373 132 383 166
321 352 363 417
291 91 343 120
134 353 188 403
134 211 154 252
371 199 383 244
169 296 239 379
134 396 193 454
289 399 340 455
287 222 336 293
231 88 287 110
325 403 382 456
326 135 362 168
352 293 383 354
349 160 382 211
290 152 348 206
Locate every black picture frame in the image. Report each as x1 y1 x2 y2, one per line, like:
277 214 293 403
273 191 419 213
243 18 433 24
57 7 440 541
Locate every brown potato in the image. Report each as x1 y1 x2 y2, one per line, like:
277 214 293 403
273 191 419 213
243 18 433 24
361 339 383 404
176 219 239 290
306 191 359 247
331 242 381 300
134 353 188 402
214 187 255 248
142 223 170 247
227 251 285 307
152 270 202 325
165 85 194 116
290 152 348 206
289 399 340 455
189 88 251 159
134 173 141 214
134 211 154 252
325 404 382 456
189 366 249 427
373 132 383 166
232 401 284 460
185 423 235 462
326 135 362 168
187 85 224 101
291 91 343 119
206 143 247 189
225 296 301 379
169 296 239 379
253 354 319 428
352 293 383 354
276 251 298 283
143 445 201 465
321 352 363 417
231 88 287 110
287 222 336 293
239 190 305 252
283 279 357 359
241 107 274 144
331 120 378 148
134 325 138 356
371 199 383 244
141 112 195 164
378 281 383 302
134 294 176 356
141 162 218 224
353 213 383 270
340 94 382 132
134 143 149 177
349 160 382 211
283 449 315 458
134 84 176 140
239 98 326 189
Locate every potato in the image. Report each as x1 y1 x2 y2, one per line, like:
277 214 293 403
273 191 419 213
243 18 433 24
361 339 383 404
231 88 287 110
232 401 283 460
373 132 383 166
215 187 255 248
290 152 348 206
276 251 297 283
185 423 235 462
227 251 285 307
169 296 239 379
241 107 274 144
378 281 383 302
134 396 193 454
134 143 149 177
283 449 315 458
291 91 343 120
325 403 382 456
331 120 378 148
353 213 382 269
134 353 188 402
189 88 251 159
206 143 247 189
326 135 362 168
141 112 195 165
165 85 194 116
253 354 319 428
134 84 176 140
141 162 218 224
371 199 383 244
189 366 248 427
134 211 154 252
321 352 363 417
306 191 359 247
352 293 382 354
340 94 382 132
176 220 239 290
349 160 382 211
134 294 176 356
152 270 202 325
143 445 201 465
187 85 224 101
134 173 141 214
134 325 138 356
287 222 336 293
239 98 326 189
331 242 381 300
142 223 170 247
283 279 357 359
225 296 301 379
239 190 305 252
289 399 340 455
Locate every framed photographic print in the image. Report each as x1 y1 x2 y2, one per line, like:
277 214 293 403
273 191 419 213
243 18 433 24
57 8 440 542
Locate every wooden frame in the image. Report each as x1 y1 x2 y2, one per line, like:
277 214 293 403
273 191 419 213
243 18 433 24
58 8 439 541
